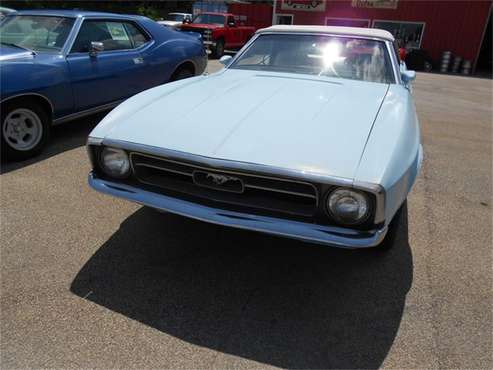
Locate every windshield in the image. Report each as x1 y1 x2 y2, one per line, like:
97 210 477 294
230 34 395 84
0 15 74 51
166 14 185 22
192 14 224 26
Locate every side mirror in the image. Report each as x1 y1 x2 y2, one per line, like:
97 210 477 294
401 70 416 84
89 41 104 57
219 55 232 66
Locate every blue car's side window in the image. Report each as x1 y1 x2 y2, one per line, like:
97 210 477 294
71 20 148 53
124 22 150 49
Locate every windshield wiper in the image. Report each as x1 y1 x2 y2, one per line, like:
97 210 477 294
0 41 36 55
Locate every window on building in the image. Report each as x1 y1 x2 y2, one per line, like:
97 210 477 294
275 14 293 25
373 20 425 49
326 17 370 28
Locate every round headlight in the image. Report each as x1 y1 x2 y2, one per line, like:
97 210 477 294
326 188 370 225
100 147 130 178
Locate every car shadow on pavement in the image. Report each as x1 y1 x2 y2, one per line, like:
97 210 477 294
0 113 105 175
71 207 413 369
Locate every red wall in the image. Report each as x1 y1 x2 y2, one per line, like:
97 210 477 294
229 3 273 30
274 0 491 64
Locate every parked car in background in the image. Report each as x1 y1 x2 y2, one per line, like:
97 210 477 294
0 10 206 160
87 25 422 250
157 12 192 29
180 12 255 58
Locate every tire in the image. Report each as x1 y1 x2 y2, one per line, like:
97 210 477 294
213 39 225 59
171 66 194 82
1 100 50 161
376 200 408 251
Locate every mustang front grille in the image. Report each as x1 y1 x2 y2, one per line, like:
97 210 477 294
129 152 319 218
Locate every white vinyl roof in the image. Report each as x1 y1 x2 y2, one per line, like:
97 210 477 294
257 25 394 42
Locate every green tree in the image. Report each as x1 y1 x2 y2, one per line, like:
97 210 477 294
136 4 161 20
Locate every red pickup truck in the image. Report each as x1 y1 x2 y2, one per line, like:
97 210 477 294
181 12 255 58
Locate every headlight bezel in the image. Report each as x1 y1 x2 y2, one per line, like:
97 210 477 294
98 146 131 179
325 187 372 226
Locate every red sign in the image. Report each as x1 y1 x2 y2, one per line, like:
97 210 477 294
351 0 399 9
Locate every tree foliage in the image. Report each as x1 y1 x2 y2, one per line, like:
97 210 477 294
1 1 195 19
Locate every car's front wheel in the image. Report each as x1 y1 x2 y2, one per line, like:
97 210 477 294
1 100 50 161
377 200 408 251
213 39 225 59
171 66 194 81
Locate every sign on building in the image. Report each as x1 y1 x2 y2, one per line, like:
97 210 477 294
281 0 326 12
351 0 399 9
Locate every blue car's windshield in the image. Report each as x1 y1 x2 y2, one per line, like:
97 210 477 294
230 34 395 84
0 15 74 51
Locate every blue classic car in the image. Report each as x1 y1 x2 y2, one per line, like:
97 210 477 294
87 25 423 250
0 10 207 159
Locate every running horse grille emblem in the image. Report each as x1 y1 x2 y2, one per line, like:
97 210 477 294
207 173 231 185
193 170 245 193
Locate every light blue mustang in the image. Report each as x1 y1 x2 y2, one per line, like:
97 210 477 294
0 10 206 159
87 25 423 250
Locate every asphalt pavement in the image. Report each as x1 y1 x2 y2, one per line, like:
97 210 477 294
1 60 491 368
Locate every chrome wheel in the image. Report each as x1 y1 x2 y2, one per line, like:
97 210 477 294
2 108 43 151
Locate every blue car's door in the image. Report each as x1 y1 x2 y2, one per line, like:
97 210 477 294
66 18 152 111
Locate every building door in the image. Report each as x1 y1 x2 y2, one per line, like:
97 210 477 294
274 14 293 25
475 11 491 76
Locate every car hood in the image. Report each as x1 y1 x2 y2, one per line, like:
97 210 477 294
0 44 35 61
101 70 389 180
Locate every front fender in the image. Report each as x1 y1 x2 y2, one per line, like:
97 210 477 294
0 58 73 118
354 84 422 226
88 74 207 140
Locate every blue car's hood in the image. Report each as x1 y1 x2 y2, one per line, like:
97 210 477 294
0 44 36 61
95 69 390 180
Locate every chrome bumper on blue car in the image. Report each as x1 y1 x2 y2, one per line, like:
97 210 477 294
88 172 387 249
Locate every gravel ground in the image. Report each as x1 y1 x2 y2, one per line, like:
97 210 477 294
1 61 491 369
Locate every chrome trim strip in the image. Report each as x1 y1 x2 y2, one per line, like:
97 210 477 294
129 151 319 204
89 172 387 249
62 16 83 56
0 51 34 61
244 184 317 199
87 136 104 146
385 40 402 84
134 162 316 199
110 140 352 187
353 180 385 224
134 162 191 177
53 100 122 125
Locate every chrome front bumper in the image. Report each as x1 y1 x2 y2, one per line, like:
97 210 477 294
89 172 387 249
